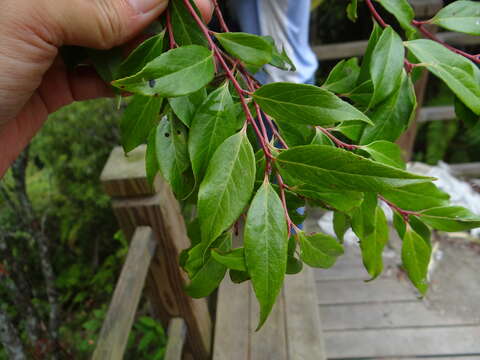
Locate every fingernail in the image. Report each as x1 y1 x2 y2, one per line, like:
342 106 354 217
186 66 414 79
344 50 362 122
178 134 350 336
129 0 166 14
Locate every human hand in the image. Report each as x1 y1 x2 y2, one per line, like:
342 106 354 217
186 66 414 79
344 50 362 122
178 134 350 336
0 0 212 177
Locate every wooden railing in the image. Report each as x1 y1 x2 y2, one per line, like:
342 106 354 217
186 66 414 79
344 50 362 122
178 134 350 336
93 145 212 360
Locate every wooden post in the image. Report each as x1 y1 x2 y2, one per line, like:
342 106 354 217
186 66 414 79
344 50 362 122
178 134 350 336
92 227 156 360
100 146 212 360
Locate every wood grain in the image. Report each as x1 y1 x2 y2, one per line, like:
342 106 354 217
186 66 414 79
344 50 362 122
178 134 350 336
92 227 156 360
165 318 187 360
284 268 327 360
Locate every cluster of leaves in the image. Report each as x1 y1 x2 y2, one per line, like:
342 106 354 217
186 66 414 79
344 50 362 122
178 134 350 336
99 0 480 327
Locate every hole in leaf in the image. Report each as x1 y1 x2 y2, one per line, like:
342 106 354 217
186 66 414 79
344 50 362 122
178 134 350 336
148 79 156 88
165 133 170 138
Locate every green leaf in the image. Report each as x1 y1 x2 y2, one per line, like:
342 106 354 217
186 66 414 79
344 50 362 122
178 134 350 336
370 27 405 107
155 112 194 199
189 83 243 181
405 39 480 115
215 32 274 68
381 182 450 212
263 36 296 71
230 270 250 284
345 81 374 109
431 1 480 36
146 128 159 185
360 73 417 144
245 181 289 329
121 95 162 153
347 0 358 22
87 47 123 83
311 128 334 146
276 145 433 195
298 232 344 269
117 31 165 79
185 232 232 298
352 194 388 279
211 248 247 272
358 23 382 85
419 206 480 232
298 188 364 213
361 141 406 169
287 257 303 275
170 0 208 46
168 88 207 127
276 121 316 148
322 58 360 94
112 45 215 97
333 212 350 243
401 225 431 295
253 83 372 127
374 0 417 38
198 131 256 246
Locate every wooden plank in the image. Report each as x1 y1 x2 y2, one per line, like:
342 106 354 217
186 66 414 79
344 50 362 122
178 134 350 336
325 326 480 358
313 32 480 61
450 162 480 178
164 318 187 360
102 146 212 360
316 279 418 305
250 287 288 360
92 227 157 360
418 106 456 123
321 301 478 331
100 146 155 198
212 279 250 360
284 267 327 360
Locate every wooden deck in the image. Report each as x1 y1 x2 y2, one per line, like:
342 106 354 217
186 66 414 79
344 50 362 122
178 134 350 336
306 215 480 360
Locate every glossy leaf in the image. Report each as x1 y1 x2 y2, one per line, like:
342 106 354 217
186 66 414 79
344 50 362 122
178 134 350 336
322 58 360 94
370 26 405 107
405 39 480 115
198 131 256 247
360 73 417 144
375 0 416 38
121 95 162 153
245 181 288 329
170 0 208 46
381 182 450 212
361 141 406 169
455 96 479 128
253 83 372 127
146 128 159 185
87 48 123 83
431 1 480 36
333 212 350 243
298 188 364 213
263 36 296 71
401 225 431 295
185 232 232 298
155 113 194 199
352 194 388 279
113 45 215 97
419 206 480 232
276 145 433 195
189 83 243 181
358 23 382 85
215 32 274 68
298 232 344 268
168 88 207 127
117 31 165 78
211 248 247 272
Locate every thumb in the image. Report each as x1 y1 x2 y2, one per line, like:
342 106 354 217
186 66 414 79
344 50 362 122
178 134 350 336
46 0 169 49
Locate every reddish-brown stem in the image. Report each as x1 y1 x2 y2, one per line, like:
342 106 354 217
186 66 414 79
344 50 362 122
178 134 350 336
318 127 360 151
182 0 273 160
211 0 231 33
365 0 388 28
166 9 177 48
412 21 480 64
378 195 421 223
